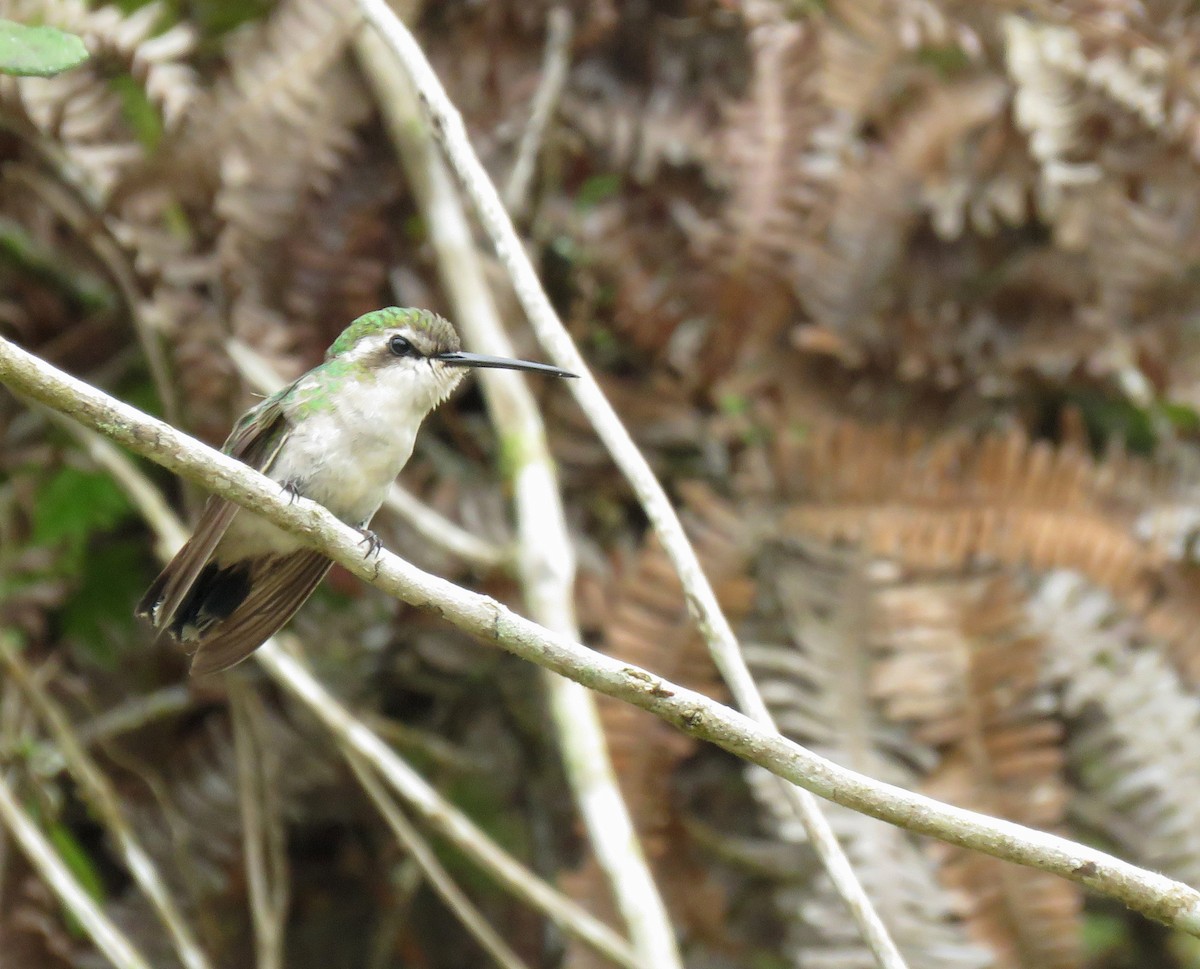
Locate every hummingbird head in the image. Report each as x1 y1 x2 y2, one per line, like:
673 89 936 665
325 307 577 412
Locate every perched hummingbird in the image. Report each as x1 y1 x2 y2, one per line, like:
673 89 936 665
137 306 577 676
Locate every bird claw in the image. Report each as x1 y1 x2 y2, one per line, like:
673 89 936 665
279 479 302 505
356 527 383 560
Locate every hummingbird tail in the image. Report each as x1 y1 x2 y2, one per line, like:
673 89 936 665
186 550 332 676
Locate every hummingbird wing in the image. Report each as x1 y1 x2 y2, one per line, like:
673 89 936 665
136 386 297 646
185 549 332 676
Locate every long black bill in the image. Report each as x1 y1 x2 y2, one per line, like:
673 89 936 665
436 350 578 379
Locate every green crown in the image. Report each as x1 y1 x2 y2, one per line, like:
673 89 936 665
326 307 449 359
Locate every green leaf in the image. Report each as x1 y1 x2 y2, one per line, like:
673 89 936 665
61 540 148 668
0 20 89 78
45 820 106 904
575 173 623 210
31 466 133 556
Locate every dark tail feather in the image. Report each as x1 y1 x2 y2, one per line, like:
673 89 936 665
136 499 240 634
188 550 332 676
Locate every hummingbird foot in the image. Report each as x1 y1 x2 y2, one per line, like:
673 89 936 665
279 479 303 504
356 526 383 560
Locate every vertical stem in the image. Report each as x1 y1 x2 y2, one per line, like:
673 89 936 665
357 23 683 968
354 3 909 966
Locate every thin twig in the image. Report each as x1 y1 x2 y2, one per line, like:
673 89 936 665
0 639 213 969
230 680 290 969
503 6 573 220
0 767 155 969
258 637 642 969
358 27 681 968
4 337 1200 936
225 338 507 571
345 751 533 969
30 390 636 968
354 5 908 967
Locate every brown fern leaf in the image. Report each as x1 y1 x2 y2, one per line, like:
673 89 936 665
275 151 398 360
819 0 905 120
718 21 826 281
1 0 197 200
1033 573 1200 889
872 574 1081 969
177 0 370 381
795 79 1007 343
1085 185 1200 324
562 485 753 961
597 482 751 850
775 420 1200 678
743 540 990 969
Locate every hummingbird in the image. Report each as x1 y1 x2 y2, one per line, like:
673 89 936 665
137 306 577 676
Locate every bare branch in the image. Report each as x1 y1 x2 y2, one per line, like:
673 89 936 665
503 6 573 220
354 3 906 965
346 751 534 969
357 26 681 968
0 761 155 969
1 640 213 969
5 335 1200 937
230 680 290 969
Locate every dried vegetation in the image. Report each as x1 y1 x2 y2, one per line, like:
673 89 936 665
5 0 1200 966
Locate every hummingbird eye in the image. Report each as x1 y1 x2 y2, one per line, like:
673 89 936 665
388 335 417 358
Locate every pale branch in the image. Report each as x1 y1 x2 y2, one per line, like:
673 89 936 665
352 5 907 966
0 764 154 969
229 681 290 969
255 638 642 969
41 393 636 969
5 336 1200 937
358 27 681 968
345 751 534 969
0 640 213 969
503 5 573 220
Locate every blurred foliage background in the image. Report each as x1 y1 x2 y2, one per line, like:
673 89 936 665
5 0 1200 966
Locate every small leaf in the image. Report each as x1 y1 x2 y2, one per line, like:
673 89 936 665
31 466 133 556
0 19 89 78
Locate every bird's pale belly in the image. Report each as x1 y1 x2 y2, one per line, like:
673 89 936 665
215 407 418 562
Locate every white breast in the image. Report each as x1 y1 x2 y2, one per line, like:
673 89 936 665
272 371 426 524
215 365 439 562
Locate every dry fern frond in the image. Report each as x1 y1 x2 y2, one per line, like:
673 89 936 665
1032 572 1200 889
718 21 826 280
157 0 370 381
743 541 989 969
1004 16 1101 198
819 0 905 120
820 0 985 120
795 79 1007 343
275 151 398 358
1084 185 1200 325
597 481 751 850
774 421 1200 678
562 484 752 961
873 573 1080 969
1 0 197 200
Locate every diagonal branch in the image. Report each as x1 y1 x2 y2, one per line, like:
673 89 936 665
4 334 1200 937
0 765 154 969
356 26 681 968
352 5 906 965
